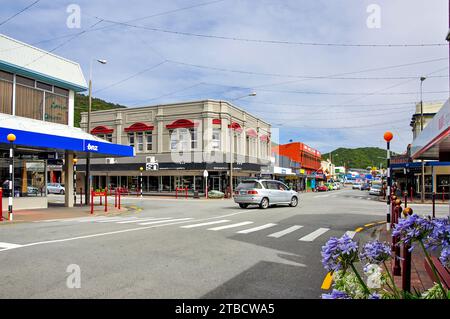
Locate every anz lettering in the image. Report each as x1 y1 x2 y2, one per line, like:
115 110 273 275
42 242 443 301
87 143 99 152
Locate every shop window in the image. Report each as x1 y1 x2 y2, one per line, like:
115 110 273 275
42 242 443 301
96 134 113 142
137 132 144 152
44 92 68 124
170 128 195 151
146 132 153 151
0 159 46 197
128 133 135 148
16 75 35 87
0 78 13 114
191 129 197 149
15 84 44 120
36 81 53 92
212 128 221 150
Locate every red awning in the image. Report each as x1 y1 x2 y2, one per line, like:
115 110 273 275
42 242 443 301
228 122 243 132
260 134 269 142
91 126 114 134
166 119 199 129
124 122 154 132
212 119 222 125
246 128 257 138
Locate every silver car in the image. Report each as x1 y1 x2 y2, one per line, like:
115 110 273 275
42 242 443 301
233 179 299 209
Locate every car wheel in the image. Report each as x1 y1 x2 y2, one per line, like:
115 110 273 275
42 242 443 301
259 197 269 209
60 190 65 195
239 203 249 209
289 196 298 207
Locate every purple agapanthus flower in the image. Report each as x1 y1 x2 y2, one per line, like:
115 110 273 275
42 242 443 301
425 218 450 250
321 234 359 272
392 214 434 245
322 289 351 299
360 241 392 264
440 246 450 268
369 293 381 299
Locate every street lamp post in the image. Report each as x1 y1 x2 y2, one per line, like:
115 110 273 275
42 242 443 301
384 131 393 231
139 167 144 198
420 76 426 203
73 158 78 206
7 133 16 221
85 58 107 206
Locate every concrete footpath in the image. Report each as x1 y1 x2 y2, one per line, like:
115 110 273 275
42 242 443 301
0 204 130 224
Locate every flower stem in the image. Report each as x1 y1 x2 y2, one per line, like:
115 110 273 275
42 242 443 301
418 240 448 299
350 263 371 296
383 261 401 299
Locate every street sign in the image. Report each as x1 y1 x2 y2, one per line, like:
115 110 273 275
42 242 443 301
146 162 159 171
203 170 209 177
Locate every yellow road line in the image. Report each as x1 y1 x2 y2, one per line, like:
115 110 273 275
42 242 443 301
355 227 364 232
321 272 333 290
364 223 375 227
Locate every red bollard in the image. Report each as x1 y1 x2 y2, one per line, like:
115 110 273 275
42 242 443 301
176 187 178 199
0 188 3 221
118 189 121 210
104 187 108 213
90 189 94 214
80 188 83 206
402 243 412 293
114 188 117 208
410 186 413 203
392 199 402 276
432 192 436 218
185 187 188 199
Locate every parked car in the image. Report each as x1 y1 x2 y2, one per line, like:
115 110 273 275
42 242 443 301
233 179 298 209
316 185 328 192
332 182 341 190
325 183 334 191
352 183 361 190
360 183 371 191
47 183 65 194
27 186 39 195
369 184 382 196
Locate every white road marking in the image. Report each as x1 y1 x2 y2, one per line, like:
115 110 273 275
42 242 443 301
0 242 22 249
138 218 193 225
116 217 173 224
208 221 254 231
345 231 357 239
95 217 138 223
181 220 230 228
268 225 303 238
236 223 277 234
299 228 330 242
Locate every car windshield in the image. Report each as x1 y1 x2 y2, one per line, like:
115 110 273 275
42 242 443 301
372 185 381 189
236 181 261 190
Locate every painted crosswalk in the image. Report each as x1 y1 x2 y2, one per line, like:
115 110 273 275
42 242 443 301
298 228 330 242
138 218 193 225
236 223 277 234
181 220 230 228
267 225 303 238
208 221 254 231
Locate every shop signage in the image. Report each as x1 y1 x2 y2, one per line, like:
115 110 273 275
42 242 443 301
38 152 59 160
146 162 159 171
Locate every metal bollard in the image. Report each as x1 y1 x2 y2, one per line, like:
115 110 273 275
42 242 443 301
401 207 413 292
392 199 402 276
432 192 436 218
0 188 3 221
404 191 407 208
104 188 108 213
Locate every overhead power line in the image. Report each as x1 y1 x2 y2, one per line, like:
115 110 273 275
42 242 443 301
95 16 448 48
167 59 448 81
0 0 41 27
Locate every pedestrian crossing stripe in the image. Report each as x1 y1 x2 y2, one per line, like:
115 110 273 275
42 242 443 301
117 217 173 224
138 218 193 225
208 221 254 231
299 228 330 242
236 223 277 234
268 225 303 238
181 220 231 228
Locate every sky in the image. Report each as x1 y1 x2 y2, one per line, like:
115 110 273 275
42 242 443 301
0 0 449 154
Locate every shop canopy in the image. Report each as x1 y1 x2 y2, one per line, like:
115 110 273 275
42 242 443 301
0 114 134 157
411 98 450 160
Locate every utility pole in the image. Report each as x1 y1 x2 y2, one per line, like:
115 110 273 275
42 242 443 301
420 76 426 203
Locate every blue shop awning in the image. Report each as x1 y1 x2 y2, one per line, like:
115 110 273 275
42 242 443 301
0 114 134 157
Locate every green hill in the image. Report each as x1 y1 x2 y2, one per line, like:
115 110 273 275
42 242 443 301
74 93 127 127
322 147 394 170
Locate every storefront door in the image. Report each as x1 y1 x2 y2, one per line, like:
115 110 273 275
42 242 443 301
210 176 221 191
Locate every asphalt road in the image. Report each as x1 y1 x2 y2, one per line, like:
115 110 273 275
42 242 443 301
0 188 447 299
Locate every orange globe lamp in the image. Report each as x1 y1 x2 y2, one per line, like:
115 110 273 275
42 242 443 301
384 131 393 142
7 133 16 143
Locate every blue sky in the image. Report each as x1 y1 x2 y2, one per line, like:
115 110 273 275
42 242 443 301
1 0 449 153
